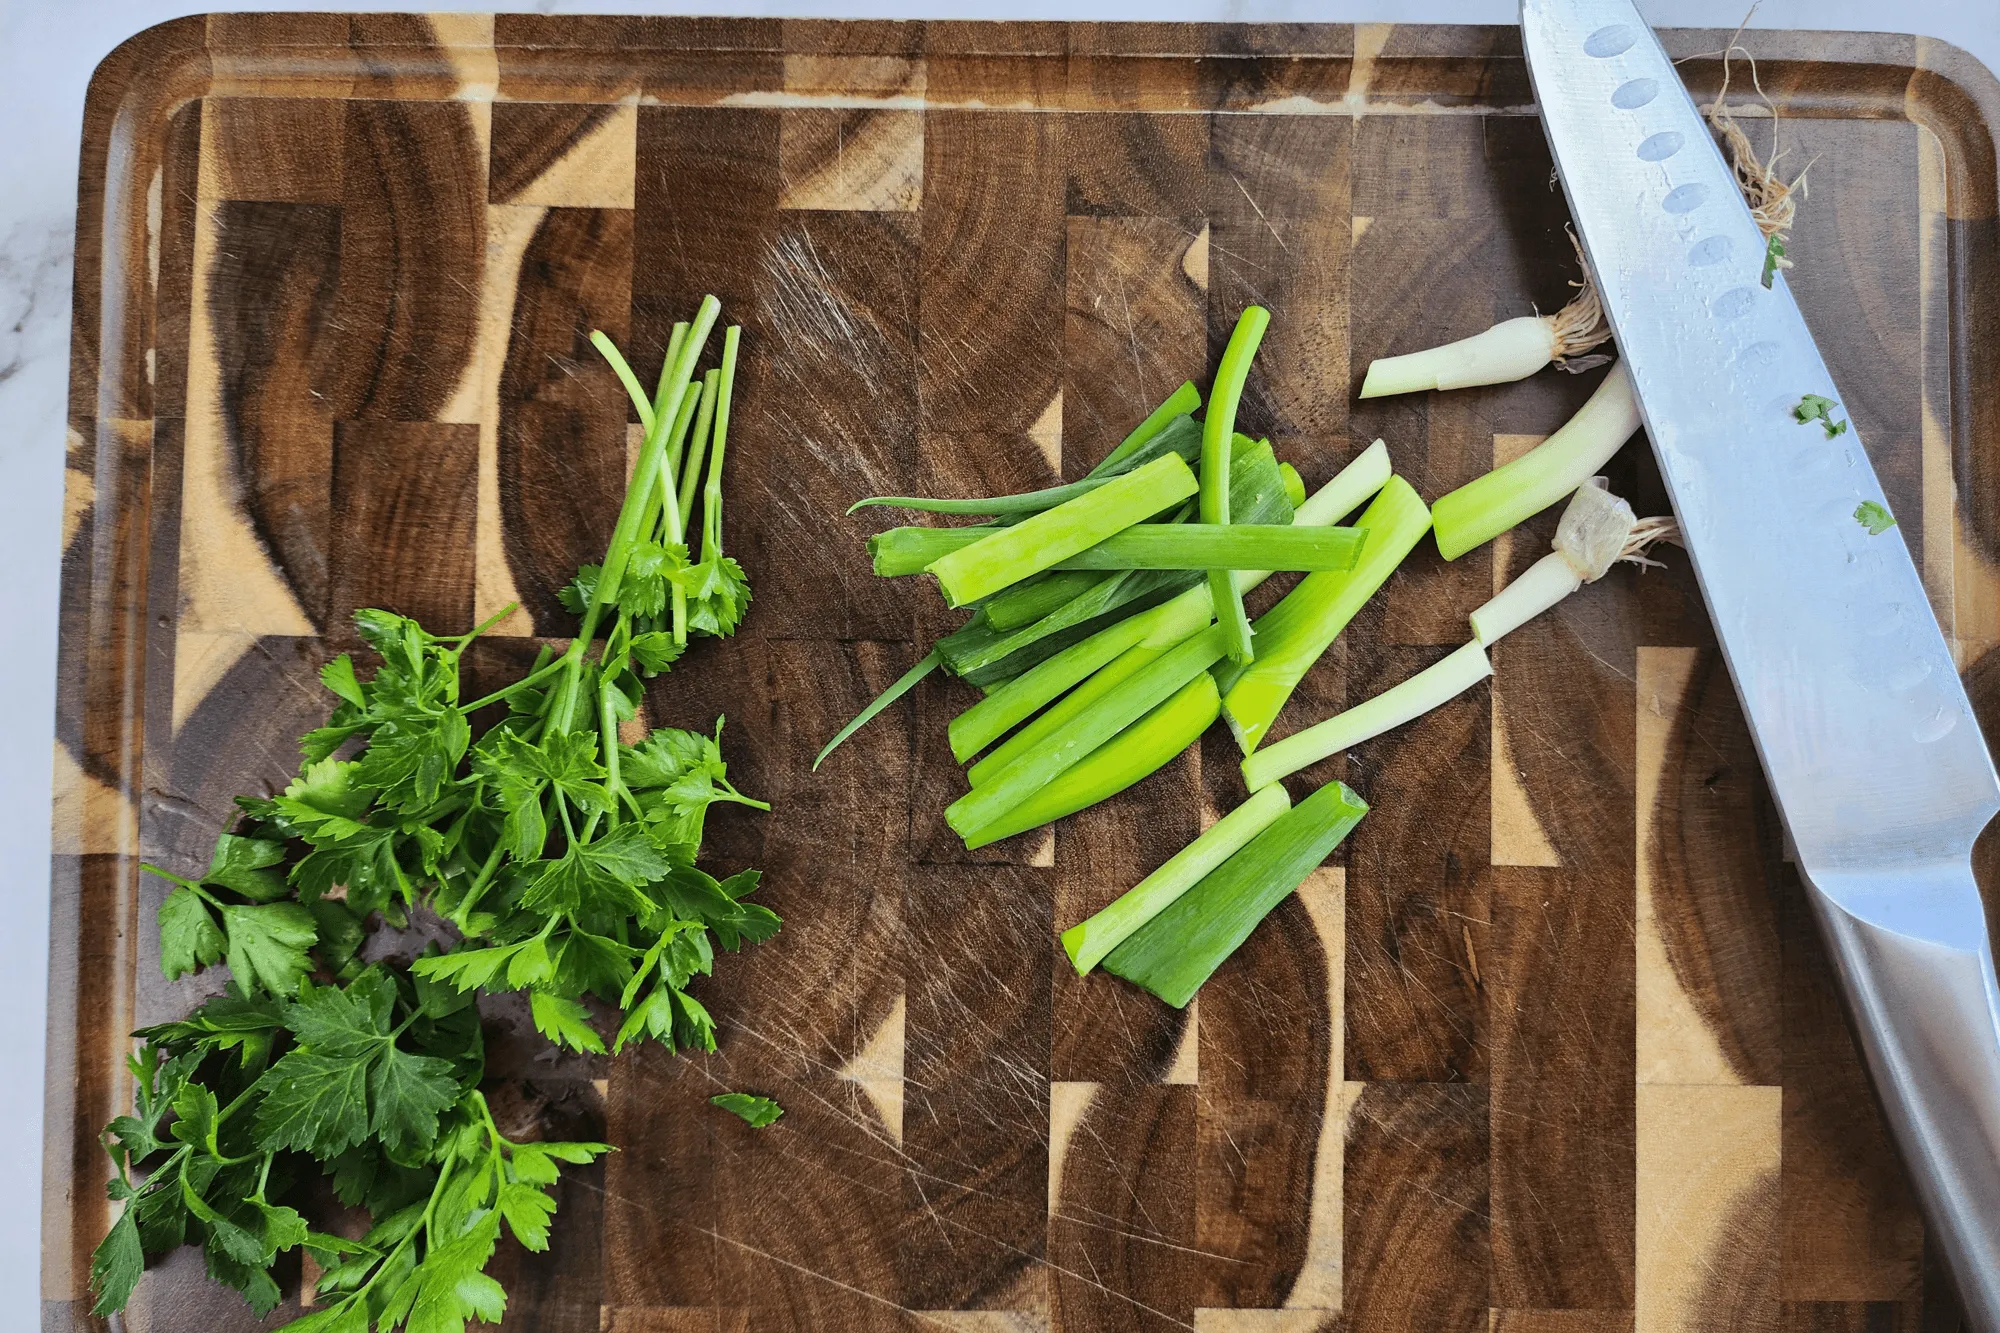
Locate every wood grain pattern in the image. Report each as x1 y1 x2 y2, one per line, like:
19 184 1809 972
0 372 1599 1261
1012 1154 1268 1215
52 16 2000 1332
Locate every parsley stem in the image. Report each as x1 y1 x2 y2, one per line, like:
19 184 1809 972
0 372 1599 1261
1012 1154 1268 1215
462 655 567 714
592 332 658 437
600 680 624 831
678 368 721 535
452 841 507 928
702 326 742 564
454 601 520 647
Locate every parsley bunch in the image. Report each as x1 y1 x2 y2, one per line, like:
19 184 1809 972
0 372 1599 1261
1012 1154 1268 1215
93 308 774 1328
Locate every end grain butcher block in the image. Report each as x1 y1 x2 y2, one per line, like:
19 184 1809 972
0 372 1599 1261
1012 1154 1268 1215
46 13 2000 1332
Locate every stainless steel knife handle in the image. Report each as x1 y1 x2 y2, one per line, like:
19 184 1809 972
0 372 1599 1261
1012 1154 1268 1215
1807 861 2000 1322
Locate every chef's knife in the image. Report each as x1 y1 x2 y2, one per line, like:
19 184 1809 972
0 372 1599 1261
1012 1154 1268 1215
1520 0 2000 1321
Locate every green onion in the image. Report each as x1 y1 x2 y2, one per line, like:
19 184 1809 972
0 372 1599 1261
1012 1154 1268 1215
1090 381 1202 477
932 440 1292 684
1061 783 1291 975
944 624 1230 839
1217 475 1433 753
968 639 1165 787
1240 640 1491 790
1279 461 1306 509
1102 780 1368 1008
980 570 1110 631
874 524 1364 575
812 650 941 771
850 414 1202 517
947 589 1201 764
926 453 1198 607
700 325 741 561
962 672 1220 850
936 570 1181 686
1204 307 1271 663
945 442 1394 764
1430 361 1640 561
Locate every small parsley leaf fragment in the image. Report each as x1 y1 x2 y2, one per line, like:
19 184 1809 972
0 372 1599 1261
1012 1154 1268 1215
710 1092 783 1128
1855 500 1897 535
1793 394 1849 439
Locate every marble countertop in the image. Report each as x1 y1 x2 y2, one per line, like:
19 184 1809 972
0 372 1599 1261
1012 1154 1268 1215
4 0 1994 1319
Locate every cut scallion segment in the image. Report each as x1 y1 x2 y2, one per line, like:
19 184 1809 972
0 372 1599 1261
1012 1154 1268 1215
1091 381 1203 477
944 624 1230 839
1240 640 1491 790
1310 439 1392 525
1102 780 1368 1007
850 415 1202 517
875 524 1364 575
1279 461 1306 509
1204 307 1271 663
1360 316 1560 397
1062 783 1291 974
927 453 1198 607
812 650 941 771
963 672 1220 850
1218 476 1433 753
947 587 1203 764
1470 553 1581 646
1430 361 1640 561
981 570 1109 631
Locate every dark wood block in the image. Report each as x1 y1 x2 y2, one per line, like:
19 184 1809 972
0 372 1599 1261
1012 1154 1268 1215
328 421 478 633
1344 1081 1491 1333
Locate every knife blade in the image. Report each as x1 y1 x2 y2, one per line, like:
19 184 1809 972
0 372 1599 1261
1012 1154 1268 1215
1520 0 2000 1321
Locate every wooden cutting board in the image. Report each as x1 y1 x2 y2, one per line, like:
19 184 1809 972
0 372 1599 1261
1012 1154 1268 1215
46 14 2000 1331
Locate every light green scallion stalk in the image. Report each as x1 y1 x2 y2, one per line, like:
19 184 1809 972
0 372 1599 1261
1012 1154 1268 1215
962 672 1220 850
980 571 1110 631
1217 475 1433 754
873 524 1364 576
969 639 1165 787
1430 361 1640 560
1102 780 1369 1008
926 454 1198 607
1203 307 1271 663
944 624 1230 839
1240 640 1492 790
1061 783 1291 975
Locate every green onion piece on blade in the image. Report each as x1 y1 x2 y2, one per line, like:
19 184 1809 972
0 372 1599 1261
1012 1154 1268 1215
1103 780 1369 1008
1092 381 1203 477
1241 640 1492 790
1218 475 1433 754
926 453 1199 607
1062 783 1291 975
944 624 1231 840
1204 306 1272 663
1430 361 1640 561
963 672 1221 849
813 650 942 771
